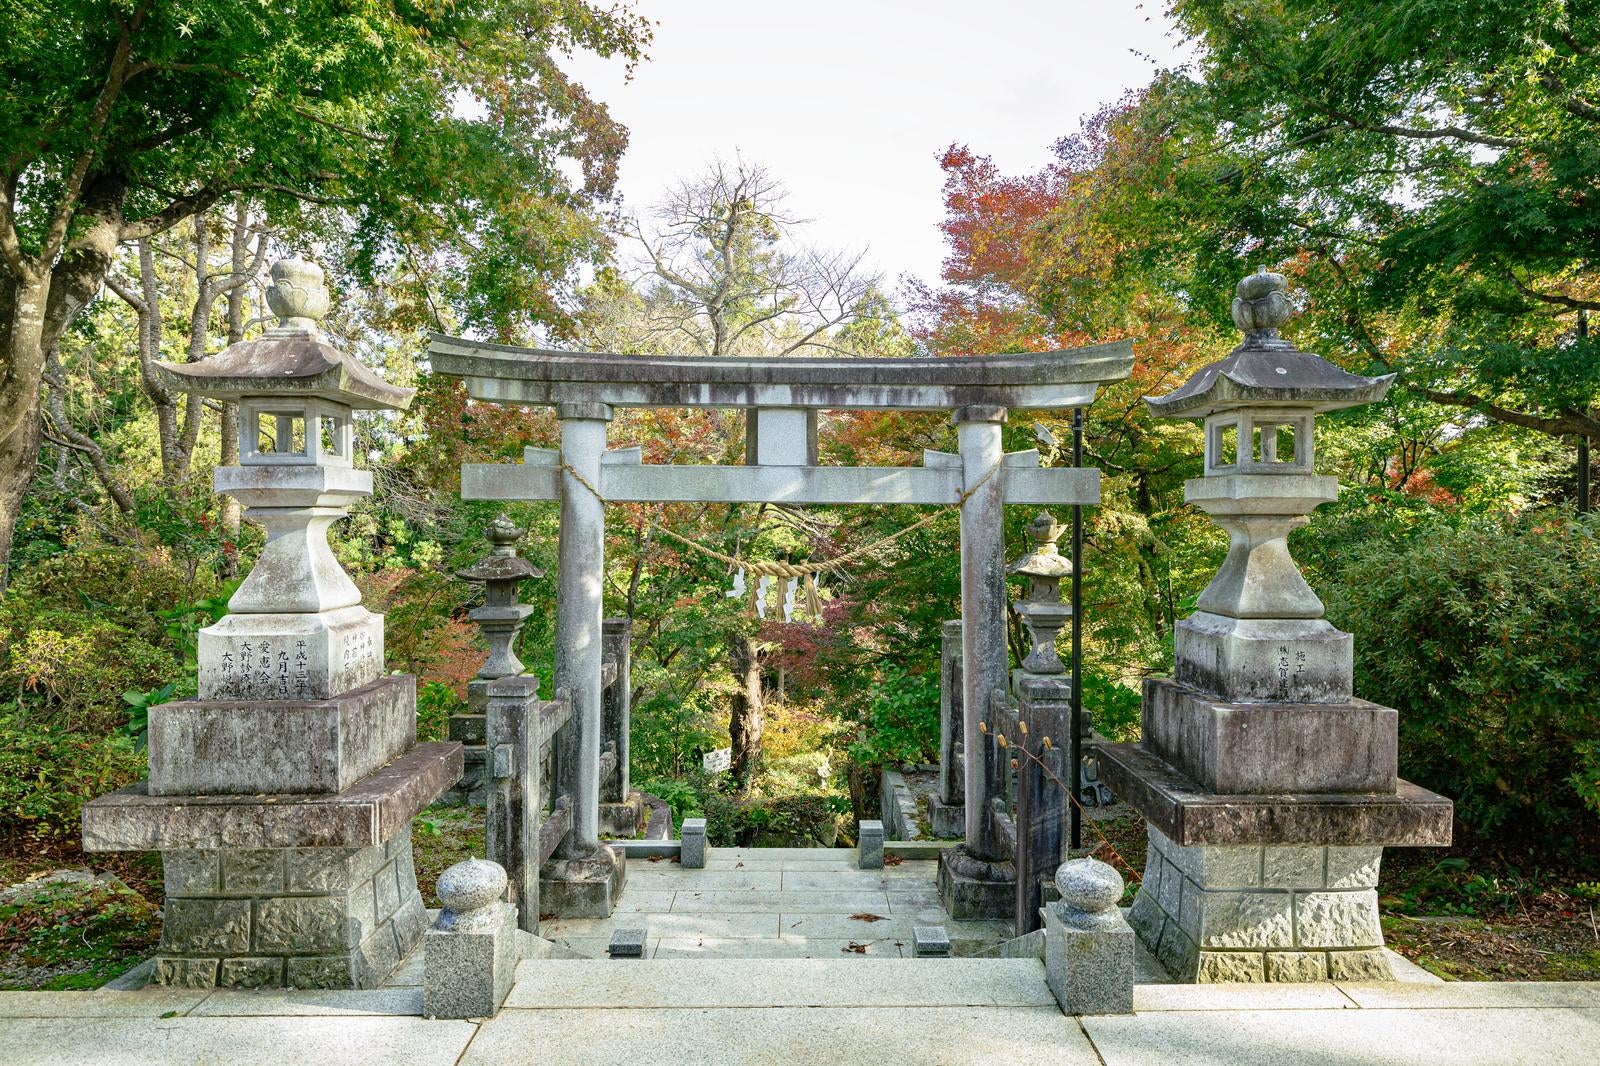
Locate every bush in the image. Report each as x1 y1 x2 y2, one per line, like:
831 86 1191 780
0 613 177 733
846 664 939 771
4 547 210 647
0 706 146 843
1322 513 1600 841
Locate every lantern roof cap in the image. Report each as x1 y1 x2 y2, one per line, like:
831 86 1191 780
1008 512 1073 578
1147 271 1393 419
154 257 415 412
456 515 544 583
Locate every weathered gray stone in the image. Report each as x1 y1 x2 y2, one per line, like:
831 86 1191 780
163 850 219 894
374 860 401 921
220 957 284 988
1174 612 1352 704
1097 743 1454 848
425 859 519 1018
607 928 646 958
680 818 706 870
197 606 384 702
857 820 884 870
1155 921 1199 980
1197 891 1293 950
1325 846 1382 889
160 898 251 954
1196 950 1265 982
913 925 952 957
1327 948 1394 981
353 922 401 987
540 845 626 918
151 957 220 988
1295 890 1382 948
1263 847 1324 889
1266 951 1327 982
149 676 416 795
285 955 355 989
1045 859 1134 1015
254 896 347 953
82 742 464 852
285 847 360 893
222 849 285 894
1141 679 1397 795
935 847 1016 920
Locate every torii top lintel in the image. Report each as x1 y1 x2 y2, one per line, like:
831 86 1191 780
427 334 1135 411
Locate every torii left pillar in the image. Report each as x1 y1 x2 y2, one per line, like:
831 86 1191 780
542 401 626 916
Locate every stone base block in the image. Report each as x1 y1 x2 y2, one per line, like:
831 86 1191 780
1174 613 1351 704
540 845 627 919
423 901 518 1018
83 742 464 852
936 846 1016 921
198 606 383 702
1141 678 1396 795
1126 824 1392 983
439 745 488 807
149 675 416 796
149 827 427 990
599 794 644 838
1044 905 1134 1013
927 796 965 839
1097 742 1453 847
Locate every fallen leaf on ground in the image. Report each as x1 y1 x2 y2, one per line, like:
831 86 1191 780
842 942 868 953
849 912 888 922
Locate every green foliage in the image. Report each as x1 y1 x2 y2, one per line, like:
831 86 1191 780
1322 513 1600 841
0 706 146 843
416 680 465 744
120 682 177 752
700 790 843 849
846 664 940 771
0 878 161 991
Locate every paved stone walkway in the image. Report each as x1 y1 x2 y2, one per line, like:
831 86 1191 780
3 961 1597 1064
543 847 1012 958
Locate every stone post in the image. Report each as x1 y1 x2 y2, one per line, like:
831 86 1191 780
937 405 1019 920
954 405 1008 858
596 617 641 837
1097 272 1453 982
486 675 541 933
80 257 462 989
857 820 885 869
1044 858 1133 1015
928 619 965 838
542 402 626 916
424 859 518 1019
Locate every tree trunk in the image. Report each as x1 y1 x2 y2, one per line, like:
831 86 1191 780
0 274 48 593
729 634 765 791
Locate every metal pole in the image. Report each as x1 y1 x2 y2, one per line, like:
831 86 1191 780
1070 408 1084 851
1580 310 1590 515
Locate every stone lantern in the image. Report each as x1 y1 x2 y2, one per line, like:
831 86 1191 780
1097 271 1452 984
1008 512 1072 675
82 258 463 990
457 515 542 681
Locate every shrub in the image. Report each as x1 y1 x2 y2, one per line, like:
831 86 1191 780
0 706 146 843
845 663 940 771
1321 513 1600 841
4 547 210 647
0 613 177 733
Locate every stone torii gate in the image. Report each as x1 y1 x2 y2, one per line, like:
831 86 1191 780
429 336 1135 917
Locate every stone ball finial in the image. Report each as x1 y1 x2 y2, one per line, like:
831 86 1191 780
486 515 525 557
1029 512 1065 550
265 257 331 333
1056 857 1124 915
437 858 508 916
1231 270 1291 344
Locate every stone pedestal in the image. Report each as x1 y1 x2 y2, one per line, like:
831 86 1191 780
936 844 1016 920
540 844 627 919
424 859 519 1019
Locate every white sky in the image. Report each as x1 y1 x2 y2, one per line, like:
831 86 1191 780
564 1 1189 294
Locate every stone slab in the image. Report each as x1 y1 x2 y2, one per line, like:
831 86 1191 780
82 743 464 851
504 958 1056 1009
0 991 209 1018
1132 982 1353 1011
1083 1007 1600 1066
542 912 780 940
149 676 416 796
626 870 781 891
1097 743 1452 847
1174 613 1352 704
669 890 892 914
198 607 384 702
190 988 423 1016
461 1006 1098 1066
0 1016 476 1066
652 937 906 958
1141 679 1395 795
1335 981 1600 1010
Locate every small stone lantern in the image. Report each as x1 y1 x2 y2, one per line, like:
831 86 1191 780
456 515 542 681
1008 512 1072 675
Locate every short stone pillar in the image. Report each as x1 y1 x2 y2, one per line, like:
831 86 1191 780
80 258 462 989
597 617 642 837
424 859 518 1019
1098 272 1452 982
450 516 543 807
857 820 885 869
1044 858 1133 1015
927 620 965 838
681 817 707 869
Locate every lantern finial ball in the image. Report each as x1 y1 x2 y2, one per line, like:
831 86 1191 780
265 257 330 334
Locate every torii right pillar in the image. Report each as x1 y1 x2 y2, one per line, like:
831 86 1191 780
1099 272 1453 982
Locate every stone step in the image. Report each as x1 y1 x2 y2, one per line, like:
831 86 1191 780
506 957 1055 1010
